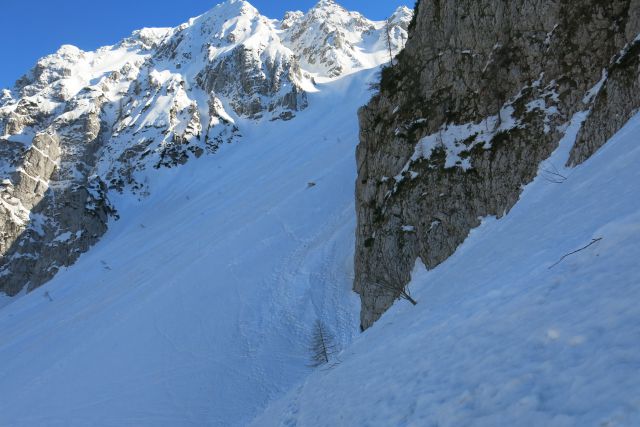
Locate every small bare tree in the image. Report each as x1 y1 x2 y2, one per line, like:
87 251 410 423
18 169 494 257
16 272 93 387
541 162 568 184
370 261 418 306
372 281 418 305
309 320 338 368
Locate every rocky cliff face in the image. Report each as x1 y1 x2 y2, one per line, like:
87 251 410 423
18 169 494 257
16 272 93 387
355 0 640 329
0 0 411 296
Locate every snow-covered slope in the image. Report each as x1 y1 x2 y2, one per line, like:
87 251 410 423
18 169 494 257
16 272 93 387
253 112 640 426
0 1 414 425
3 1 638 426
0 68 381 426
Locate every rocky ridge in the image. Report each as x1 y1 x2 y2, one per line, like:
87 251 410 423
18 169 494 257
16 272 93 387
0 0 411 295
282 0 412 79
355 0 640 329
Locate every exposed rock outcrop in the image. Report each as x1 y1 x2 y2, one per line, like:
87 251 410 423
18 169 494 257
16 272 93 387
355 0 640 329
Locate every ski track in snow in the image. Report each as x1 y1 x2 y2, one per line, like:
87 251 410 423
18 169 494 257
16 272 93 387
0 70 377 426
252 112 640 426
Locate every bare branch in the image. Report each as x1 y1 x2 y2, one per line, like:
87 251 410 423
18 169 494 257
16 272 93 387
541 162 568 184
548 237 603 269
371 281 417 306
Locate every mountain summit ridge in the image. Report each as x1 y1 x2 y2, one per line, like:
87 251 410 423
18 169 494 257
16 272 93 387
0 1 412 295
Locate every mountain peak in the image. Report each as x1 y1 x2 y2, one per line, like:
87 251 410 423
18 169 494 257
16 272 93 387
313 0 339 7
215 0 255 10
198 0 259 22
308 0 352 17
388 5 414 29
392 5 413 18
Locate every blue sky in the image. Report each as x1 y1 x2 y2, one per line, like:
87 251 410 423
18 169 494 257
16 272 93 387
0 0 411 89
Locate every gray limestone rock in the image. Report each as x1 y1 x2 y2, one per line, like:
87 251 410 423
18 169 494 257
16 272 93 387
355 0 640 330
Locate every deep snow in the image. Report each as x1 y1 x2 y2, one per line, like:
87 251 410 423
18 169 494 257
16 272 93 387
252 111 640 426
1 2 639 426
0 69 381 426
